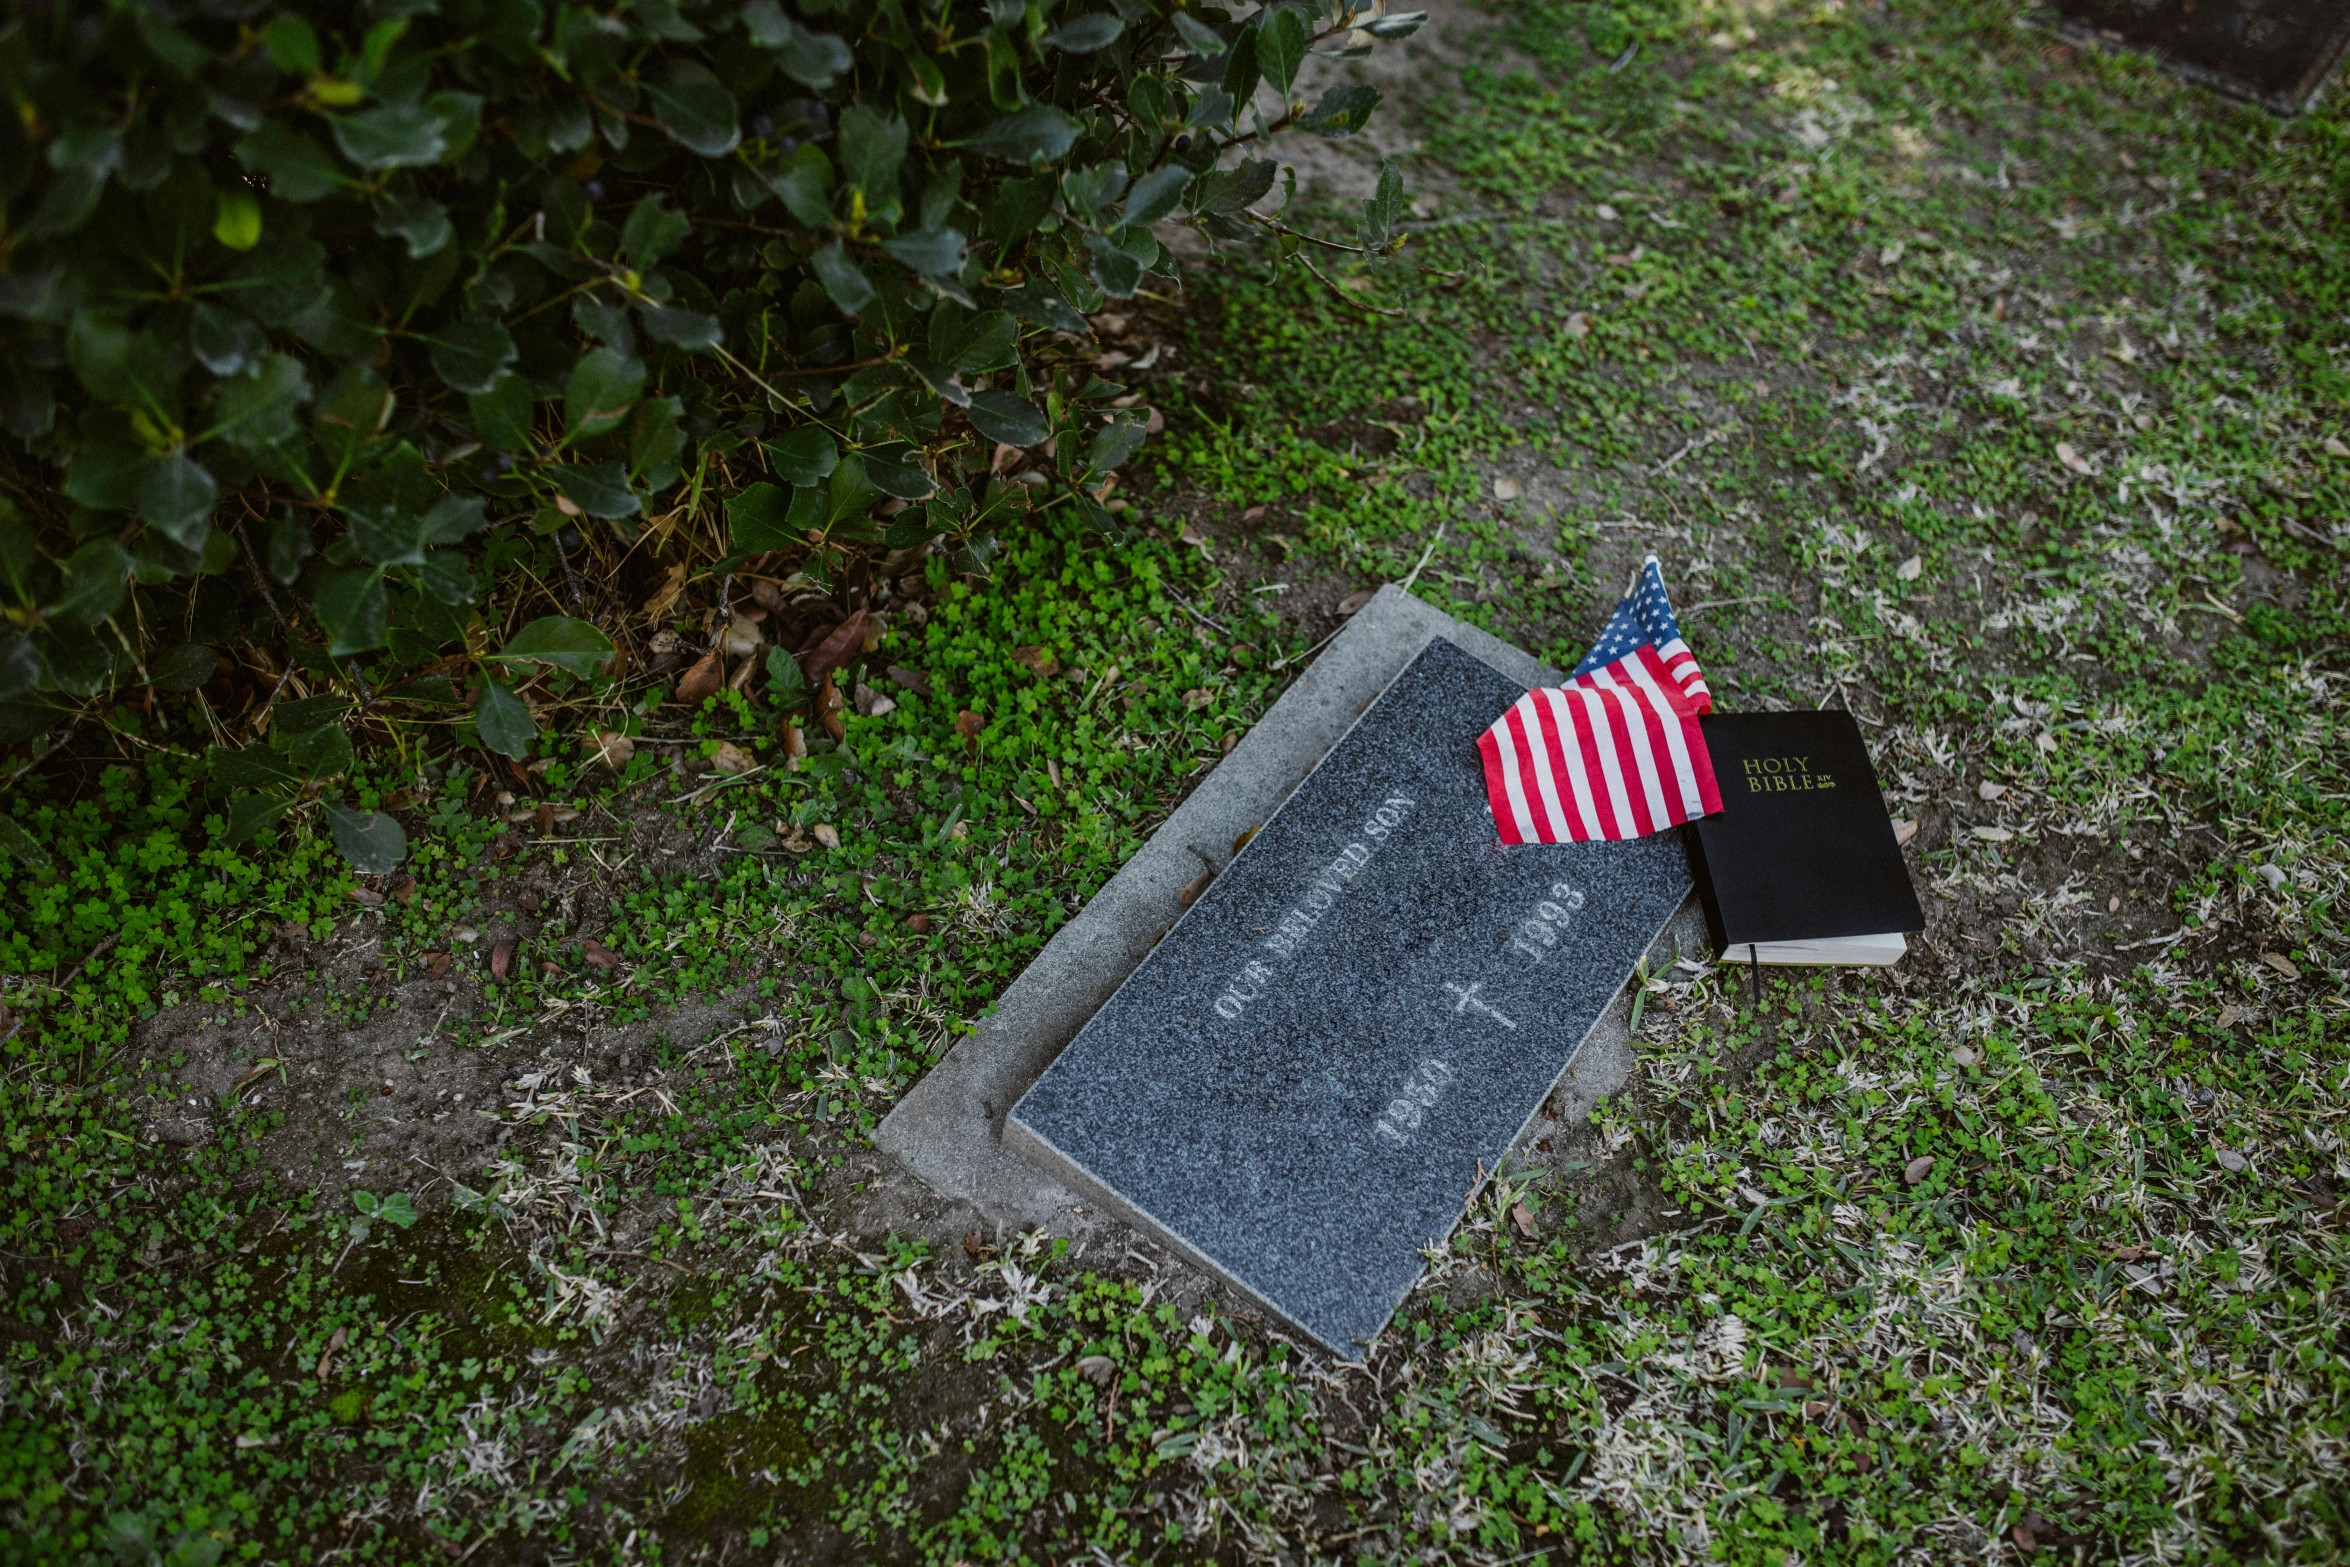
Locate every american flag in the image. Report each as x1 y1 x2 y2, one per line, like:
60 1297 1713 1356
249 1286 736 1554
1477 556 1721 845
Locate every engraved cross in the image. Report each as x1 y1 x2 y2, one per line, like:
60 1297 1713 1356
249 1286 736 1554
1444 982 1518 1031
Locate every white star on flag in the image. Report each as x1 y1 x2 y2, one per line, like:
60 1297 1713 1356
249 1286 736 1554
1477 555 1721 845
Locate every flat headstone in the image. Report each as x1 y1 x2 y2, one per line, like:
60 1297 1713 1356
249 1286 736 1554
874 586 1597 1232
1004 638 1691 1357
2056 0 2350 112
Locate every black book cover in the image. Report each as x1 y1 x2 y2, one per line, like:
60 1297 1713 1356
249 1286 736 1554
1686 711 1925 950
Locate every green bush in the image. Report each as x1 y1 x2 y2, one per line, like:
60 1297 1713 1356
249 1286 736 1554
0 0 1418 866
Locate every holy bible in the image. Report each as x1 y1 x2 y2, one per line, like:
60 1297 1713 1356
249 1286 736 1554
1686 710 1924 966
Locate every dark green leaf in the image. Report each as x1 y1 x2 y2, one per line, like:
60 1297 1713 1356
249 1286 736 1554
939 308 1019 372
1043 13 1125 51
1123 165 1191 228
273 694 351 732
1302 82 1383 137
1259 8 1310 97
0 816 55 874
1367 10 1428 38
966 390 1051 448
1086 413 1149 479
727 481 815 552
1196 158 1277 214
620 195 693 269
1172 11 1228 54
960 107 1081 162
222 791 294 847
235 121 352 202
267 515 314 584
550 462 640 519
149 642 219 692
138 452 218 548
824 455 883 533
864 443 936 499
188 302 265 377
838 106 909 216
210 741 302 791
810 243 875 316
645 60 741 157
881 227 967 278
326 802 409 874
496 615 617 678
55 540 133 626
287 722 354 777
209 355 313 450
641 306 722 349
629 396 687 492
333 103 449 171
565 347 645 441
429 321 517 395
1086 235 1143 300
765 645 806 700
422 493 487 545
1221 20 1262 113
1363 159 1406 249
768 426 839 486
421 551 477 605
475 679 537 759
262 15 321 73
374 187 452 258
469 373 538 453
314 568 389 655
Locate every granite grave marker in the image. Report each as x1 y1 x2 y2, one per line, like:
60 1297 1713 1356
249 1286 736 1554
1005 636 1691 1357
2054 0 2350 112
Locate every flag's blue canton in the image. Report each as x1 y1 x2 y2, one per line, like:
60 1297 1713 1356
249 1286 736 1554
1572 555 1687 676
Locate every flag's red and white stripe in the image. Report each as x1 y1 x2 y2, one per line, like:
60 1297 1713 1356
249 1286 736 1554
1650 635 1710 714
1477 643 1722 845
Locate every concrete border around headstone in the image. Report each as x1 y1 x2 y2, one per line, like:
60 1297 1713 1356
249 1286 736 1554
874 584 1697 1230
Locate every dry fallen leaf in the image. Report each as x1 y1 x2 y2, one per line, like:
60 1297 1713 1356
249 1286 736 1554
1178 869 1213 907
586 729 635 769
1510 1202 1538 1238
1563 311 1590 339
2323 436 2349 458
1338 588 1376 615
2106 1244 2146 1262
1896 554 1922 581
490 938 515 982
346 887 385 907
1904 1155 1936 1186
1010 644 1059 678
582 937 620 969
802 610 871 687
1972 826 2013 843
1078 1355 1116 1387
1891 817 1919 847
906 913 933 934
1977 780 2007 800
1181 687 1214 710
1240 504 1267 523
2261 951 2301 979
2215 1148 2248 1172
674 651 724 704
2108 894 2121 912
718 615 763 658
1492 477 1523 501
818 676 846 742
428 952 451 979
954 709 984 752
1951 1044 1982 1067
708 741 755 775
812 823 841 851
780 722 807 764
2055 441 2096 476
885 663 931 696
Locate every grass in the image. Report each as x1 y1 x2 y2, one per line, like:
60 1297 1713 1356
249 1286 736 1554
4 0 2347 1561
